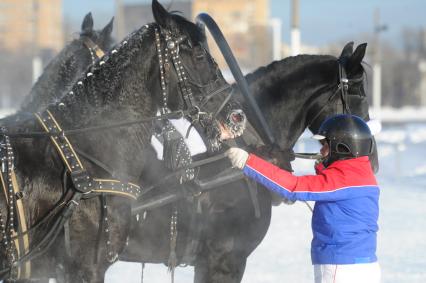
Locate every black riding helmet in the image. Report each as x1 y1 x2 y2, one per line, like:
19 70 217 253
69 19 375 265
313 114 373 164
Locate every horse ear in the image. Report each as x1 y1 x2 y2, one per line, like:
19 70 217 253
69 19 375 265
152 0 173 30
100 17 114 39
81 12 94 35
351 43 367 62
339 42 354 59
346 43 367 74
348 43 367 66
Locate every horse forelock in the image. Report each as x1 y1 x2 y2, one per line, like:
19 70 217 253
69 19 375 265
168 13 206 45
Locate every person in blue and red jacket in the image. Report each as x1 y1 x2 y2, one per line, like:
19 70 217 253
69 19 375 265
226 114 381 283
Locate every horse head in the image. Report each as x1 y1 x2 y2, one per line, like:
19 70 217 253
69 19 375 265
307 42 369 133
151 0 245 152
244 42 377 171
20 12 114 112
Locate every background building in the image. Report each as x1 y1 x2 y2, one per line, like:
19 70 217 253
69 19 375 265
192 0 274 71
0 0 63 53
115 0 192 40
0 0 63 108
115 0 276 71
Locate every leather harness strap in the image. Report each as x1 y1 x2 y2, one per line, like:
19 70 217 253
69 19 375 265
10 173 30 278
0 134 31 279
34 110 141 200
83 37 105 59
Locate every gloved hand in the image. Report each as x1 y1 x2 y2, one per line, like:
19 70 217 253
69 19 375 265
225 147 249 169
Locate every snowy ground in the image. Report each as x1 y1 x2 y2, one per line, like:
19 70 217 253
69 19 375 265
105 123 426 283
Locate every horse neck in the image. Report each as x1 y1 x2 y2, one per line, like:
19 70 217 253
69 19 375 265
52 30 158 130
21 40 91 113
34 30 159 181
245 55 338 149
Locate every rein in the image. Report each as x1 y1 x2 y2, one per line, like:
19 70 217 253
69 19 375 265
3 110 186 138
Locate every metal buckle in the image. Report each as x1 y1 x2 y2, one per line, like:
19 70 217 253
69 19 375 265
70 170 93 194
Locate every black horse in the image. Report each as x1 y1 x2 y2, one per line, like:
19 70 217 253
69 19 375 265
0 1 240 282
20 13 114 113
121 42 376 283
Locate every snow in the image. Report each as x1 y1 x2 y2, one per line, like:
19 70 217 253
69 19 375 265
373 107 426 123
0 108 16 118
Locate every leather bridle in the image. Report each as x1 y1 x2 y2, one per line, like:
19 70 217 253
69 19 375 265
154 26 232 122
82 36 105 62
305 60 365 131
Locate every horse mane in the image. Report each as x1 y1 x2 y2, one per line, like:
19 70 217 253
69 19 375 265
21 25 114 113
54 11 206 128
21 39 92 111
53 25 154 128
243 54 337 107
245 55 336 85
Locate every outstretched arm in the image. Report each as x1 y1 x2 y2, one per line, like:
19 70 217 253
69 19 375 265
241 153 377 202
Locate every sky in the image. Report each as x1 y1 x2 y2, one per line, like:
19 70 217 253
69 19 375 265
63 0 426 47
